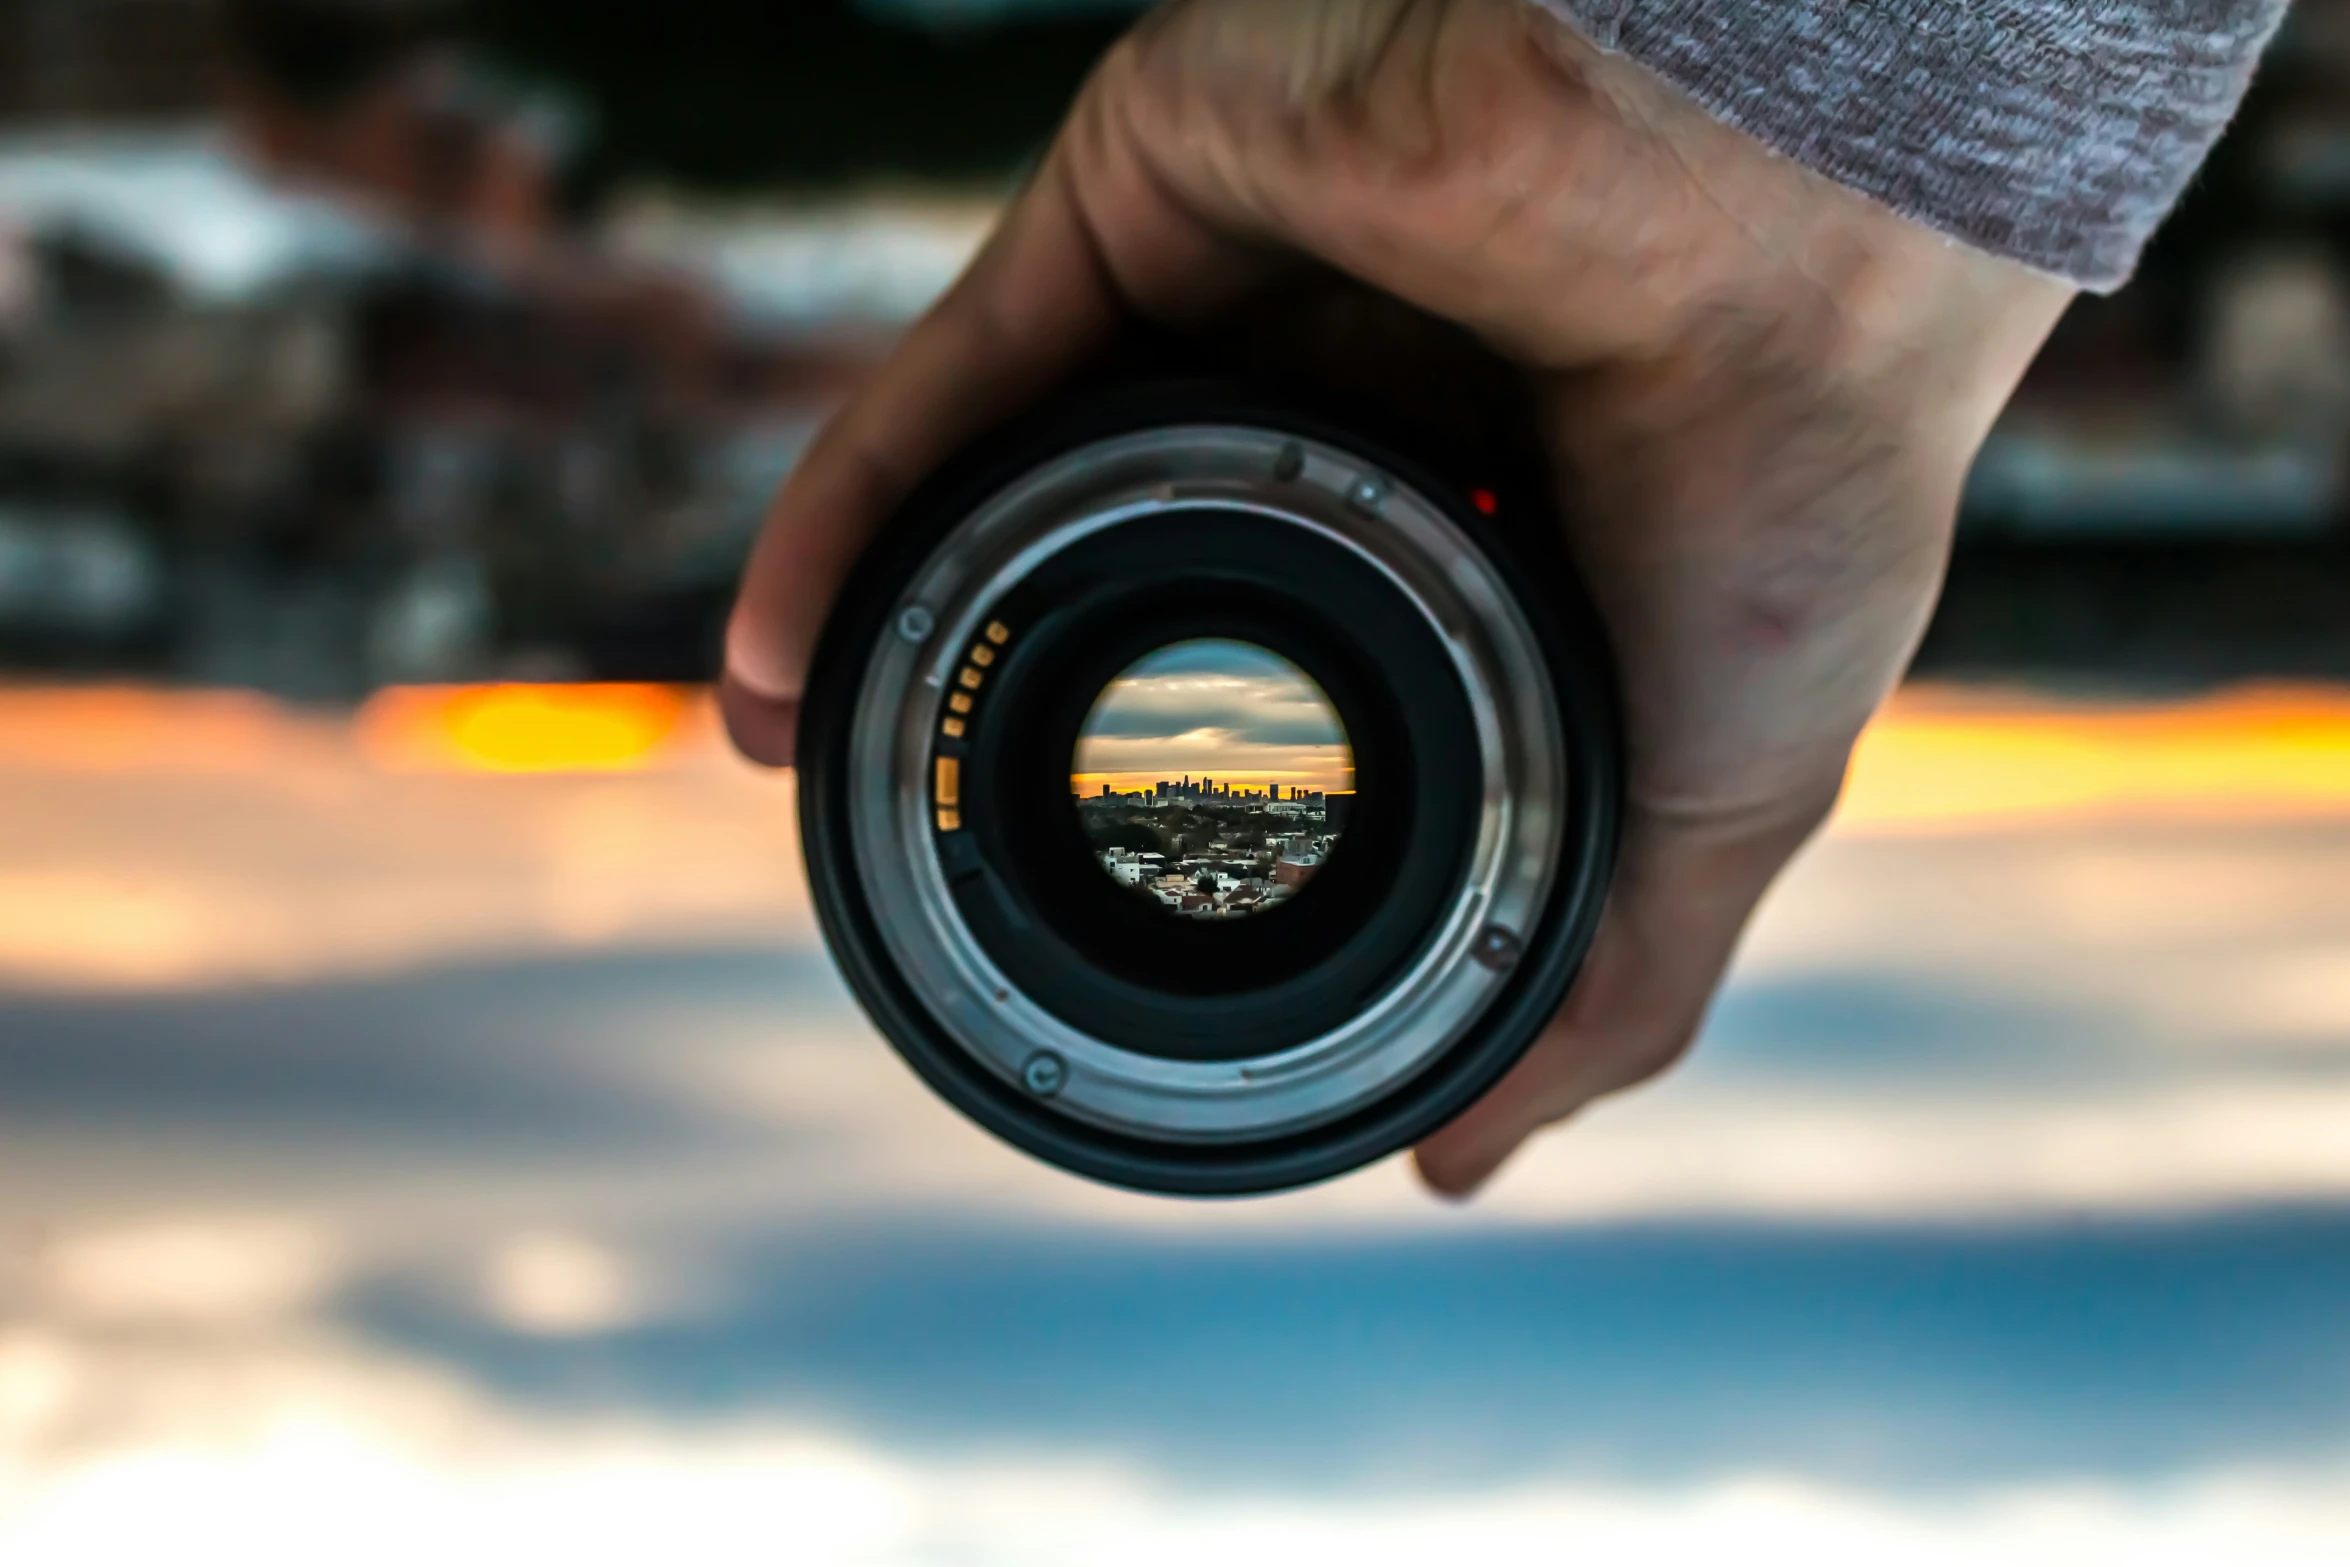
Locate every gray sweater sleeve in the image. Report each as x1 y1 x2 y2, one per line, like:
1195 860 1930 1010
1533 0 2294 290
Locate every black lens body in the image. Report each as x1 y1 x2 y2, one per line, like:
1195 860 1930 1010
798 378 1622 1195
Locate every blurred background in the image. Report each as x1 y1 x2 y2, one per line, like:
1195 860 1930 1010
2 2 2349 1562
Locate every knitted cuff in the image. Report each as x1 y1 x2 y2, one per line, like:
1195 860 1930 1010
1533 0 2291 290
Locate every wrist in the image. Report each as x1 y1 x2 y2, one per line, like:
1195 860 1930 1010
1524 4 2072 417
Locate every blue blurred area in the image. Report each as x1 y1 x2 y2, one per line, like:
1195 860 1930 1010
0 949 837 1151
350 1208 2350 1491
1 923 2344 1503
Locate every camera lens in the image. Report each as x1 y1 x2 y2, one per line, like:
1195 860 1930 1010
797 379 1621 1195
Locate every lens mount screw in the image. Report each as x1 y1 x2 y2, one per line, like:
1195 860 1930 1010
1474 925 1523 971
1348 474 1390 514
896 605 936 644
1021 1051 1069 1098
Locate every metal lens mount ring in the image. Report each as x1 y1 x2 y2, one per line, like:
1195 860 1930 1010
845 425 1570 1145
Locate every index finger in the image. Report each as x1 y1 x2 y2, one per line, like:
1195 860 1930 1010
721 80 1262 767
719 149 1117 765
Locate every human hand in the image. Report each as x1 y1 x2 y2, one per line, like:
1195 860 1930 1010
723 0 2075 1194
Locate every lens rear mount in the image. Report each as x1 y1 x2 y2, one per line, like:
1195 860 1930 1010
799 384 1620 1195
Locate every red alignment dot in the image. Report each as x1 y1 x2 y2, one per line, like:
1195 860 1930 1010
1469 488 1499 516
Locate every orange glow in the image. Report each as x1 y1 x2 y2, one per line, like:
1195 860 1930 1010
11 680 2350 813
356 684 695 774
1839 684 2350 830
0 687 324 774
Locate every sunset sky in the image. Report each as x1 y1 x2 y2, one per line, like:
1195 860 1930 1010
4 678 2350 1563
1070 640 1355 796
4 681 2350 1559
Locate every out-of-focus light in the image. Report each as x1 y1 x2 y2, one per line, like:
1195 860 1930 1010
1841 684 2350 829
20 681 2350 813
0 686 310 773
483 1233 646 1338
38 1219 339 1325
356 685 694 775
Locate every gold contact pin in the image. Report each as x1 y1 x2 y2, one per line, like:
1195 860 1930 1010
936 808 962 832
935 756 961 807
970 644 996 668
941 717 966 739
985 621 1011 645
949 692 973 714
959 667 985 691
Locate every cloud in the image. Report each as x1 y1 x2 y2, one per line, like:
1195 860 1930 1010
9 688 2350 1553
1073 642 1350 789
1083 683 1343 752
37 1217 341 1325
1080 702 1346 748
483 1232 652 1339
7 1312 2350 1567
1081 642 1342 742
0 691 811 994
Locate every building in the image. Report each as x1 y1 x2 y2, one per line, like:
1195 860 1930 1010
1324 792 1354 835
1273 853 1321 892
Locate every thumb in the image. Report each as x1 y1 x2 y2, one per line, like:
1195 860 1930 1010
1413 785 1837 1197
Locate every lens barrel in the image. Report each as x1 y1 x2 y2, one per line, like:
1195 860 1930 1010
798 379 1621 1195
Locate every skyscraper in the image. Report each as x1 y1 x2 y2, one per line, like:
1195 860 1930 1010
1325 792 1354 835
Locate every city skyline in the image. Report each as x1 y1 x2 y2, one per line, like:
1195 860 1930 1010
1071 640 1355 798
